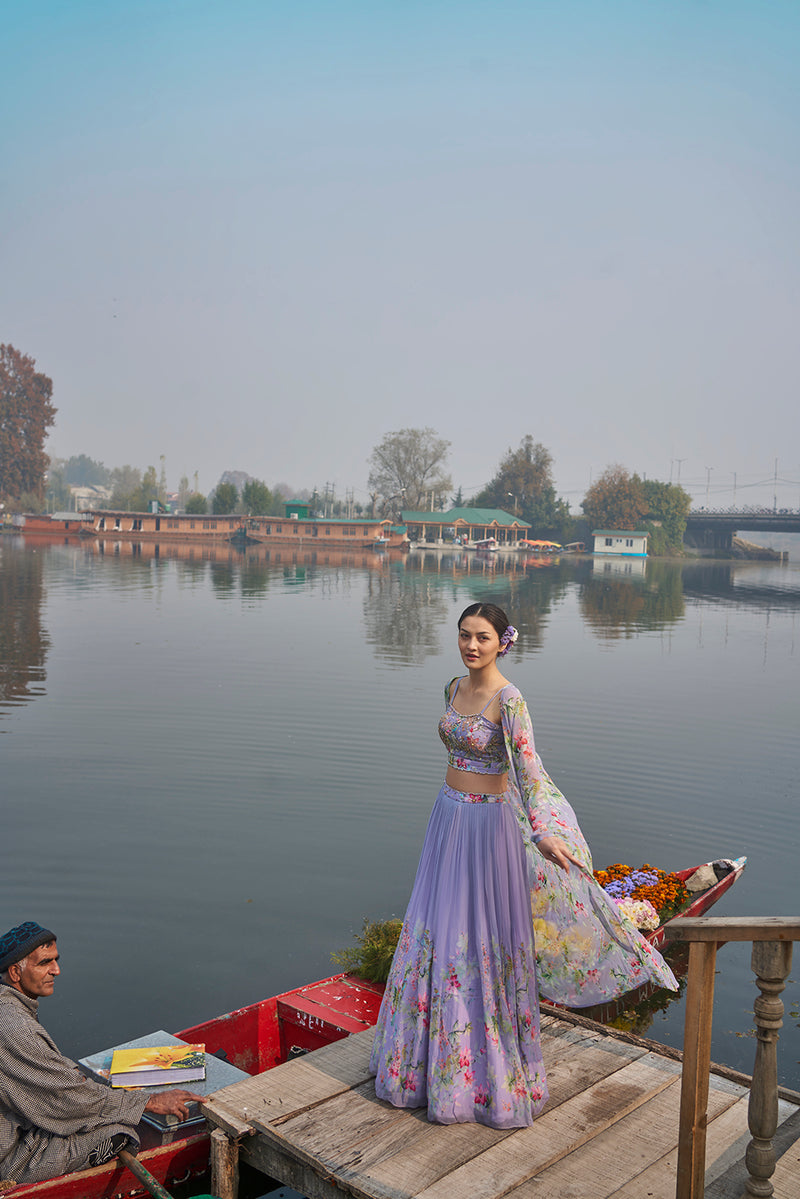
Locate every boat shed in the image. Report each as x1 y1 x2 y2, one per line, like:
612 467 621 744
592 529 649 557
403 506 530 546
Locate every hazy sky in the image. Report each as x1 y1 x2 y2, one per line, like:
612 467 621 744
3 0 798 510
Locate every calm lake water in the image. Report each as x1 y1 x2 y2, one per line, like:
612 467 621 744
1 534 798 1088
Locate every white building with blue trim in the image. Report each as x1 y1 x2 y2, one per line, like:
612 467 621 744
592 529 648 557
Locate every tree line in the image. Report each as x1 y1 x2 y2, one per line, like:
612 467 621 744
2 342 691 553
367 428 691 553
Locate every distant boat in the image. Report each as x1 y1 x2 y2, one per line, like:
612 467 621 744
518 539 561 553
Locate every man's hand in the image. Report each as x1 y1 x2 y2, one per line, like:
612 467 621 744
144 1090 205 1121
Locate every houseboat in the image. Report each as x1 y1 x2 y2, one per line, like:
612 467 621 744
80 507 409 551
2 513 95 536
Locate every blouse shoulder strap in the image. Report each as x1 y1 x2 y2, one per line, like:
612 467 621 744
445 676 463 704
478 685 506 715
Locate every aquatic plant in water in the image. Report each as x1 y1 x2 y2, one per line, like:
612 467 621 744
332 918 404 983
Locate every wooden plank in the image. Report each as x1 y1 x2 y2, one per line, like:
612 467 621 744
606 1089 749 1198
770 1138 800 1199
277 1025 376 1084
240 1134 372 1199
202 1097 253 1139
503 1074 739 1198
254 1036 652 1199
665 917 800 944
544 1002 800 1104
206 1018 607 1149
413 1055 680 1199
701 1099 800 1199
204 1027 375 1133
676 939 717 1199
540 1021 616 1064
257 1075 506 1193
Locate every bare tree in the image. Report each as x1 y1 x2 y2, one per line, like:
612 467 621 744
368 428 452 513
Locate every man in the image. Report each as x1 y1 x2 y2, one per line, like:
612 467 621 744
0 922 204 1185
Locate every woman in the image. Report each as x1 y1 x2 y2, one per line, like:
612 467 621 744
369 602 677 1128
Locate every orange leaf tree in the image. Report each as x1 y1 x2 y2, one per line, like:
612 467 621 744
581 464 647 530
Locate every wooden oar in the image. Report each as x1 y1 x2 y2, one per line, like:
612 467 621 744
117 1149 177 1199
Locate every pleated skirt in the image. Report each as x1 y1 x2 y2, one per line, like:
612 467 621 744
369 783 548 1127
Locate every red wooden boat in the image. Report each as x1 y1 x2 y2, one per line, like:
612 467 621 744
559 856 747 1025
8 857 744 1199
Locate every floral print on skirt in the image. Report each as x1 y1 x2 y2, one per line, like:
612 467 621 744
369 784 548 1127
370 682 678 1129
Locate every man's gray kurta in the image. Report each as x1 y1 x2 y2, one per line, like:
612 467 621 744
0 984 148 1183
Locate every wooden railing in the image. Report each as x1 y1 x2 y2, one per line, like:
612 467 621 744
664 916 800 1199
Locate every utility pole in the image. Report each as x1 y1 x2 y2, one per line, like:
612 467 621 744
675 458 687 485
774 458 778 513
705 467 713 508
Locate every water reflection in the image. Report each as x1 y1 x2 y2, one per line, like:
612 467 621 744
362 567 451 664
5 537 798 681
0 538 49 722
579 562 686 640
682 560 800 610
360 554 577 663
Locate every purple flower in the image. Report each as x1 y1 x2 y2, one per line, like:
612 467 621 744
498 625 518 656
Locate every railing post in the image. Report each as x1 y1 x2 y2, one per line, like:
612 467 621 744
675 939 718 1199
744 940 793 1197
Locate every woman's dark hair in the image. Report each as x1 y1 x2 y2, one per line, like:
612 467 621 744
457 602 510 639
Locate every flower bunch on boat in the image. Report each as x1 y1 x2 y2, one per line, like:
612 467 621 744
614 898 660 931
593 864 689 925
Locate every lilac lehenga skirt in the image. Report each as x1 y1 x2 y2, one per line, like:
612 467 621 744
369 783 547 1127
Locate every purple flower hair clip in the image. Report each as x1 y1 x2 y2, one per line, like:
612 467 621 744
498 625 518 656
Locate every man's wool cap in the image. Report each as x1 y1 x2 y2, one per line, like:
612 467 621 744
0 922 57 972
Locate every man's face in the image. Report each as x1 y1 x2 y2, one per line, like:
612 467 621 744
10 942 60 999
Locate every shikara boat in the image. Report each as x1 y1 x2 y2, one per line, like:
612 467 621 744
518 539 562 553
10 857 745 1199
549 856 748 1024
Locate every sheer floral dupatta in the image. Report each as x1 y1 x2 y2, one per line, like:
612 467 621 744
499 687 679 1007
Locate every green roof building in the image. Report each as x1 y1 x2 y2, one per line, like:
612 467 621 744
402 507 530 545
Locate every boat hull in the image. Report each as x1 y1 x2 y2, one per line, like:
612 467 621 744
8 1133 209 1199
556 857 747 1023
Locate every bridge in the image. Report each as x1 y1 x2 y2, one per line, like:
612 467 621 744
684 508 800 551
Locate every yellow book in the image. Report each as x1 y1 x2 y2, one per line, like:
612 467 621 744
109 1043 205 1087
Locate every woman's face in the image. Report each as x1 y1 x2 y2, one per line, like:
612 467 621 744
458 615 501 669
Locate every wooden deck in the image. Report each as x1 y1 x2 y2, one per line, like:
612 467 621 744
203 1014 800 1199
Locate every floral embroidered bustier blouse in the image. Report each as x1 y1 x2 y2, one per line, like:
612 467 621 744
438 677 508 774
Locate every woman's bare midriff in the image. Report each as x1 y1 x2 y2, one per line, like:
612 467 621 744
445 766 509 795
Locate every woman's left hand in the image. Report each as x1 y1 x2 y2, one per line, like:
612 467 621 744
536 835 583 871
